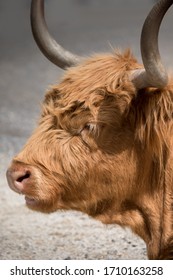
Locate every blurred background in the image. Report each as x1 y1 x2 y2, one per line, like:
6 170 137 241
0 0 172 260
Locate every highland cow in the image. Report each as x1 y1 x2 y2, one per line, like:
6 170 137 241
6 0 173 259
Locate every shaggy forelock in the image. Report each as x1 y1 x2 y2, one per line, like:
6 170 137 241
43 50 173 163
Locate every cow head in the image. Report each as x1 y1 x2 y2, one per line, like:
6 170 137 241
6 0 173 259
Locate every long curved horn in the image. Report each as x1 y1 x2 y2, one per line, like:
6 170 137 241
132 0 172 89
31 0 82 69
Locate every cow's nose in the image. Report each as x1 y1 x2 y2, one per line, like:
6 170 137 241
6 167 31 193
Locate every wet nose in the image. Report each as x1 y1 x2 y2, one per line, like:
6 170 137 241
6 166 31 193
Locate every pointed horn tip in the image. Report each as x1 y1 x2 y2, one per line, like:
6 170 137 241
30 0 82 69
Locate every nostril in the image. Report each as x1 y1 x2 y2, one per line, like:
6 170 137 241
6 162 34 194
16 171 31 183
6 167 32 193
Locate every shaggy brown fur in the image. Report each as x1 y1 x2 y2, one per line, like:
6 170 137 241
7 50 173 259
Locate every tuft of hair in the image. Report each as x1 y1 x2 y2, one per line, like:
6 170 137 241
130 82 173 155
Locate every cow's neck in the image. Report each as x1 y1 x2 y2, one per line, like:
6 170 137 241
132 146 173 259
91 144 173 259
126 146 173 259
155 147 173 259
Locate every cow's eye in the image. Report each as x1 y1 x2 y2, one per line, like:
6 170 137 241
80 123 99 150
81 123 97 136
83 124 91 131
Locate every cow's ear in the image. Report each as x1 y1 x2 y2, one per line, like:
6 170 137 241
95 83 135 126
106 75 136 108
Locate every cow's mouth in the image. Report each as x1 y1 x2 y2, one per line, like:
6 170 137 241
25 196 38 206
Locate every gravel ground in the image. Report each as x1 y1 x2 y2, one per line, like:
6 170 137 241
0 171 146 260
1 0 172 260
